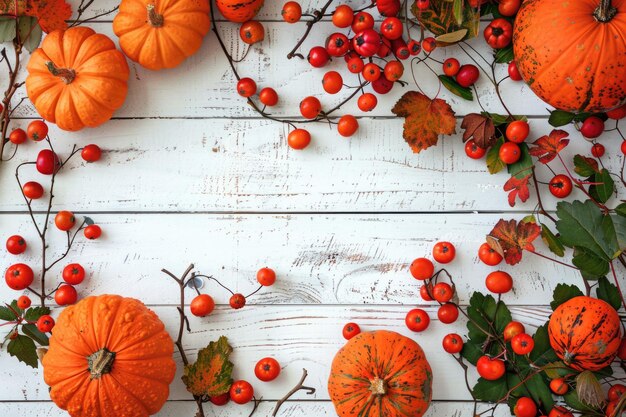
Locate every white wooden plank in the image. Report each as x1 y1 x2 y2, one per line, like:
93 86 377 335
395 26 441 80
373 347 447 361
5 21 552 119
0 399 512 417
1 119 622 213
0 304 556 401
0 213 592 305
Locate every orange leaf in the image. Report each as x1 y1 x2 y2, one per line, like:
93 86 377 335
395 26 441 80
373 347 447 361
392 91 456 153
26 0 71 33
488 218 541 265
182 336 234 397
503 174 532 207
528 129 569 164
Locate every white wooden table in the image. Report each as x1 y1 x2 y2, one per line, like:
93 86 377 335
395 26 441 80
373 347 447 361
1 1 624 416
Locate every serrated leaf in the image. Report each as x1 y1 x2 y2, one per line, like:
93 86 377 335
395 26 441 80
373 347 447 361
549 110 576 127
0 17 16 43
487 137 506 174
526 373 555 412
24 306 50 322
596 276 621 310
564 389 598 413
495 45 513 63
488 218 541 265
542 361 570 379
182 336 234 397
413 0 480 41
508 143 533 179
392 91 457 154
530 325 559 366
461 340 482 365
573 155 600 177
615 203 626 217
461 113 495 148
504 174 531 207
541 224 565 257
472 377 508 402
556 200 621 261
572 247 609 280
7 334 38 368
529 130 569 164
589 169 614 204
0 303 19 321
439 74 473 100
551 284 583 310
21 323 49 346
484 112 509 126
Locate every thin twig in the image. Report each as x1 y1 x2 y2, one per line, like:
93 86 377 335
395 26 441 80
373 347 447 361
272 368 316 417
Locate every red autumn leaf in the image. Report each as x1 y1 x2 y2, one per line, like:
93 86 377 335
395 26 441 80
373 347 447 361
503 173 531 207
0 0 71 33
460 113 496 149
488 218 541 265
528 129 569 164
392 91 456 153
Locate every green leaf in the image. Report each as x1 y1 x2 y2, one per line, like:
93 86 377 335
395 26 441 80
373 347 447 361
556 200 620 261
453 0 463 24
573 155 599 177
573 112 593 122
0 17 16 43
507 143 533 179
438 75 473 100
564 390 598 413
413 0 481 41
17 16 41 52
472 377 508 402
551 284 583 310
615 203 626 217
542 361 571 379
548 110 576 127
21 324 49 346
461 341 483 365
0 303 19 321
530 325 559 366
541 224 565 257
182 336 234 397
572 246 609 280
84 216 95 225
7 334 38 368
24 306 50 322
612 214 626 251
487 137 506 174
526 373 554 412
483 112 509 126
495 45 514 63
589 169 614 204
596 276 621 310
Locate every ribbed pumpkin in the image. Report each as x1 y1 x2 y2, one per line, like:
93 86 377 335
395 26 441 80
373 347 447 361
216 0 264 23
113 0 211 71
513 0 626 113
25 27 129 132
43 295 176 417
328 330 432 417
548 296 622 371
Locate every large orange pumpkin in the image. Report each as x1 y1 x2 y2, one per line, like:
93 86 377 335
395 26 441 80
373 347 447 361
26 27 129 132
548 296 622 371
328 330 432 417
43 295 176 417
216 0 264 23
513 0 626 113
113 0 211 71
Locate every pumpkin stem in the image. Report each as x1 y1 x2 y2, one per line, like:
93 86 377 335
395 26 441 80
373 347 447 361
45 61 76 84
594 0 617 22
147 4 164 27
87 348 116 379
369 377 387 396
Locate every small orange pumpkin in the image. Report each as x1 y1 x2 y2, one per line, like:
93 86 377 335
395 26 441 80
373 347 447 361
43 295 176 417
513 0 626 113
328 330 432 417
216 0 264 23
25 27 129 131
113 0 211 71
548 296 622 371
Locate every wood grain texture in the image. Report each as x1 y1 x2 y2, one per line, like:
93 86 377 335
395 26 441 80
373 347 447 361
0 400 514 417
0 304 558 401
0 213 586 305
0 119 622 213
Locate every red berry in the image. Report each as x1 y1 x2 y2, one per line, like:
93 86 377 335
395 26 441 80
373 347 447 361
443 58 460 77
84 224 102 240
37 315 55 333
591 143 605 157
81 144 101 162
6 235 27 255
237 78 257 98
54 284 78 306
580 116 604 139
63 263 85 285
259 87 279 106
342 322 361 340
17 295 31 309
308 46 330 68
209 393 230 406
229 293 246 309
422 37 436 53
508 61 522 81
456 64 480 87
9 128 27 145
22 181 44 200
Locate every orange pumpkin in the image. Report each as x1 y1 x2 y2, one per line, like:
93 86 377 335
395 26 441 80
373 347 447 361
25 27 129 132
113 0 211 71
328 330 432 417
43 295 176 417
548 296 622 371
513 0 626 113
216 0 264 22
